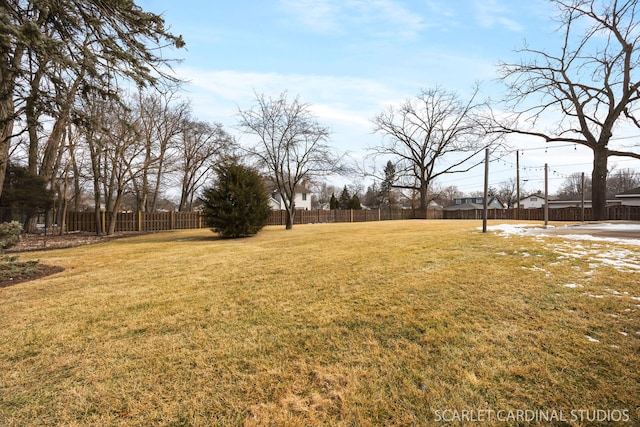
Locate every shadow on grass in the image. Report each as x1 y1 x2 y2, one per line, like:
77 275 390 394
134 231 258 244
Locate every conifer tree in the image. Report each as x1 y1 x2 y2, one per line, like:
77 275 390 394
349 194 362 210
199 163 271 238
329 193 339 210
338 186 351 210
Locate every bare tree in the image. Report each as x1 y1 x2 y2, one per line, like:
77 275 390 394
555 172 592 200
495 0 640 220
133 90 189 212
176 119 236 211
432 184 463 207
80 92 146 235
311 182 337 210
238 92 344 229
100 99 147 235
607 167 640 197
371 86 495 210
493 178 520 208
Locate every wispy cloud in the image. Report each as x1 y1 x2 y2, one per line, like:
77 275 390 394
278 0 425 39
471 0 524 32
173 67 403 151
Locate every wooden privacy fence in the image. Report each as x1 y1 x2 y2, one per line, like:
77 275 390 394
66 211 203 233
266 208 442 226
442 206 640 221
65 206 640 233
65 208 441 233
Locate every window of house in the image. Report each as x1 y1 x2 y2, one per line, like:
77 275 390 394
302 193 307 201
455 199 461 205
530 197 537 202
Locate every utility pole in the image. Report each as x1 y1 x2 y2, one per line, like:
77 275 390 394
516 150 520 220
544 163 549 227
483 148 489 233
581 172 585 222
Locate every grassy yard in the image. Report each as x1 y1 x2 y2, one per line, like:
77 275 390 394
0 220 638 426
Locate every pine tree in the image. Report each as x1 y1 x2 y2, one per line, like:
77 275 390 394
0 164 54 225
349 194 362 210
199 163 271 238
329 193 339 210
338 186 351 210
381 160 396 207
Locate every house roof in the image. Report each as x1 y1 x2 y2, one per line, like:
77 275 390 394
519 194 544 201
616 186 640 197
445 197 505 210
263 178 310 194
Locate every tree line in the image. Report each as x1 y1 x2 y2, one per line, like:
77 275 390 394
2 0 640 236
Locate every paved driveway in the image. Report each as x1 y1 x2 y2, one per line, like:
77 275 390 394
538 222 640 241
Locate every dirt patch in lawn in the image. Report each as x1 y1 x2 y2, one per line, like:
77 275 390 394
7 233 120 253
0 263 65 288
2 232 144 288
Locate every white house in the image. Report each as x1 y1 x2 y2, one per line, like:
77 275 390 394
615 186 640 206
517 194 545 209
267 182 312 211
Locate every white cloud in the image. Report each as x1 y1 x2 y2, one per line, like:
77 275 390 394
279 0 340 34
173 66 404 153
278 0 425 38
176 66 398 111
472 0 524 32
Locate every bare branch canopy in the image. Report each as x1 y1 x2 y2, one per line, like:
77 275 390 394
237 92 345 229
371 85 499 210
495 0 640 219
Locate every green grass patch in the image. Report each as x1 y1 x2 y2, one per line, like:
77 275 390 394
1 220 638 426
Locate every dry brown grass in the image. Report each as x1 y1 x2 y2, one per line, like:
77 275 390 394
1 220 638 426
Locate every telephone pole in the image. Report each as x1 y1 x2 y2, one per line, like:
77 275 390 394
483 148 489 233
516 150 520 220
544 163 549 227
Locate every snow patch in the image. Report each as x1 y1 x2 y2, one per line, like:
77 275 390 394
563 283 583 288
586 335 600 343
488 223 640 272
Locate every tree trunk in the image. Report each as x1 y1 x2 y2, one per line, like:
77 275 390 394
419 180 428 210
93 201 102 236
285 209 294 230
26 65 45 175
0 32 24 200
88 134 103 235
591 147 608 221
70 139 82 211
0 83 16 201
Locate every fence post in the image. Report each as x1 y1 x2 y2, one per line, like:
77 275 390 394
101 211 106 235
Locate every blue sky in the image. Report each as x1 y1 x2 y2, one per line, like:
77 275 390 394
139 0 640 195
